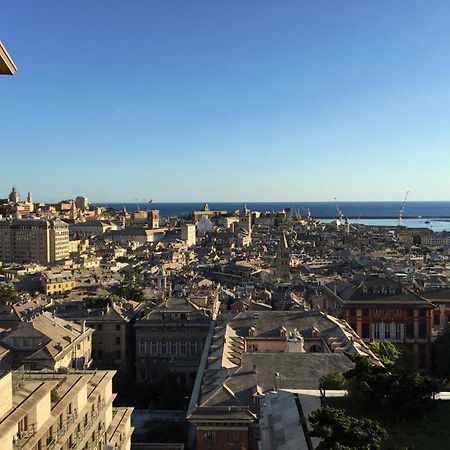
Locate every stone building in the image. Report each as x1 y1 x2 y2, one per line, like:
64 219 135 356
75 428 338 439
318 273 435 370
187 310 376 450
134 297 216 387
0 311 93 370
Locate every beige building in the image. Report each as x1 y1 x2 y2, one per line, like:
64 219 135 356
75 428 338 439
0 368 133 450
54 300 140 368
70 220 119 237
180 223 196 248
41 271 75 295
129 210 160 229
75 196 89 211
0 219 69 264
0 312 93 371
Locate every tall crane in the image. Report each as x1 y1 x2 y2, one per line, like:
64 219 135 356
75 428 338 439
334 197 344 222
398 190 409 226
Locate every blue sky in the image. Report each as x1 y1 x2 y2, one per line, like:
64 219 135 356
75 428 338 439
1 1 450 202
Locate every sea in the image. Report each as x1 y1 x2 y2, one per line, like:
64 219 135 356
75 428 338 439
97 201 450 232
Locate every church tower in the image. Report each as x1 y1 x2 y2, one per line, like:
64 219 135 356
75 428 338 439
238 204 252 235
276 231 291 281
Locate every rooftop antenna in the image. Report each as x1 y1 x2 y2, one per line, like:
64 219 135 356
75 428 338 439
398 190 409 226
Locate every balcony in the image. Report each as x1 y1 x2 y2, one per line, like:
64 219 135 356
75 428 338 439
68 400 106 450
13 424 37 449
47 409 78 450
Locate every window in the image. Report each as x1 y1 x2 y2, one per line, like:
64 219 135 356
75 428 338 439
434 314 440 326
204 431 215 441
115 336 121 346
406 323 414 339
419 309 427 318
180 342 186 355
139 340 146 356
116 324 121 331
116 350 121 360
151 341 158 355
98 324 103 331
407 309 414 317
171 341 177 355
161 342 167 355
362 309 369 317
190 341 197 354
373 323 380 339
395 323 402 340
384 323 391 340
362 323 370 339
419 323 427 339
349 309 356 317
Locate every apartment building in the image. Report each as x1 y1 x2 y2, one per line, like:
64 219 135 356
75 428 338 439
0 369 133 450
0 219 69 264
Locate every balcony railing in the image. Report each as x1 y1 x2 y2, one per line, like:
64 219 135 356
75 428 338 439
47 409 78 450
13 424 37 449
68 400 106 450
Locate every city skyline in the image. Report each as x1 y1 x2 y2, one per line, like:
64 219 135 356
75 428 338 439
2 1 450 201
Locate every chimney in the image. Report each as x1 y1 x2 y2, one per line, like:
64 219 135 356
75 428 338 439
81 320 86 334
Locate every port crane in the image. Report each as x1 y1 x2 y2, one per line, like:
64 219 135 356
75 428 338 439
398 190 409 226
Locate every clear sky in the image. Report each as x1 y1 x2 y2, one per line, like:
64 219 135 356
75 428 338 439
1 1 450 203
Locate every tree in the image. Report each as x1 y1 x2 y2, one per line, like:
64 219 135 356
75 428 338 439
369 340 417 372
369 341 400 368
434 324 450 381
0 285 20 304
319 371 346 391
345 354 439 413
116 272 145 301
309 406 387 450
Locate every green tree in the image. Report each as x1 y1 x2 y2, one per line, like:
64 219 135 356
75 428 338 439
0 285 20 304
434 324 450 381
319 371 346 391
309 406 387 450
116 272 145 301
369 341 401 368
345 354 439 413
369 341 417 372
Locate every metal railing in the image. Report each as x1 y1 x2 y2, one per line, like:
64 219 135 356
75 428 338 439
68 400 106 450
12 424 37 449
